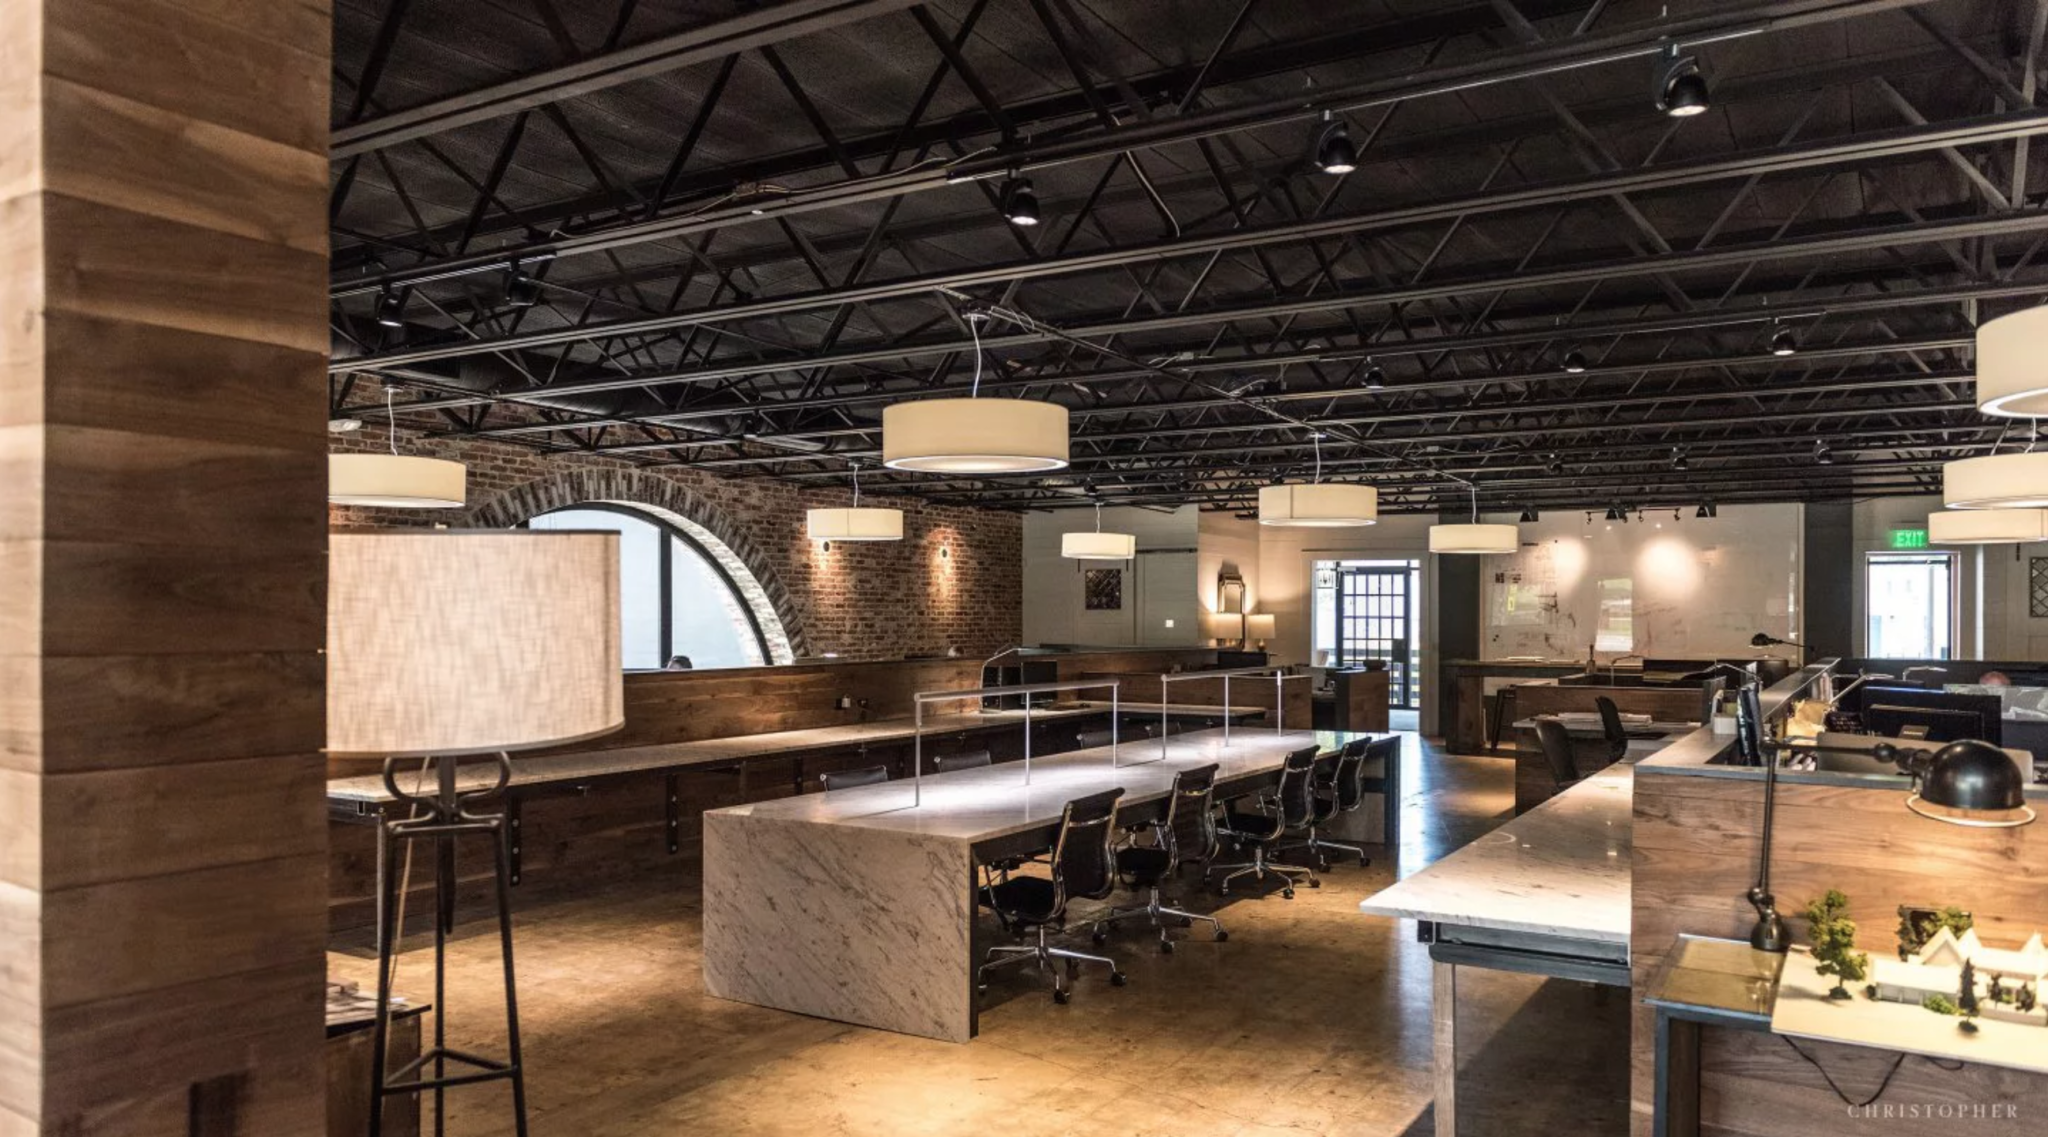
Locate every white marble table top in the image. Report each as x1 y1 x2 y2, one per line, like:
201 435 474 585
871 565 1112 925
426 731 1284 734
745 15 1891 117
707 728 1366 846
1358 762 1633 944
327 701 1269 803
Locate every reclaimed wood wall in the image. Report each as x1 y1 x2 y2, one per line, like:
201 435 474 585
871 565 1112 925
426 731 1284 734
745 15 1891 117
0 0 332 1132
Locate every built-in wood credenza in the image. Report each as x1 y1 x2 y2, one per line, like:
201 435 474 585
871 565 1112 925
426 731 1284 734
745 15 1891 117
1 1 333 1131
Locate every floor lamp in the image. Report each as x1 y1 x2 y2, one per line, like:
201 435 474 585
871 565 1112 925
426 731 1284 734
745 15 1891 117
328 530 623 1137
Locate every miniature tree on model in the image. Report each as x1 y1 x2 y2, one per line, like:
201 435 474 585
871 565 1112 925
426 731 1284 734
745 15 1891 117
1806 890 1869 1000
1958 958 1981 1033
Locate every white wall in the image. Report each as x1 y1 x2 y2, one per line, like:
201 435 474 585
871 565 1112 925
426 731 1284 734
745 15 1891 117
1482 504 1804 662
1196 510 1262 636
1022 506 1200 647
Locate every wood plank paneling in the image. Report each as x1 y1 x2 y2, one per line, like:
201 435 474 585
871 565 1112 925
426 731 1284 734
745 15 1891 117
1 0 332 1128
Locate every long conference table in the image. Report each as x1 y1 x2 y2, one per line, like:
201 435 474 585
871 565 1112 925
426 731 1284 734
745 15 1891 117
703 726 1373 1042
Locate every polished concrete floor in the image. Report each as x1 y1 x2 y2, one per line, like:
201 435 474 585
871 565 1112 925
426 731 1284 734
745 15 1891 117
333 738 1630 1136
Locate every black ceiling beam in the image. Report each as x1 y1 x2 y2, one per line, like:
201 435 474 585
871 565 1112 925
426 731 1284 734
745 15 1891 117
336 198 2048 376
330 0 1944 298
330 0 924 158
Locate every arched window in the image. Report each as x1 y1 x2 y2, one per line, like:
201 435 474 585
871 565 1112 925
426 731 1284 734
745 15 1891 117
527 504 771 670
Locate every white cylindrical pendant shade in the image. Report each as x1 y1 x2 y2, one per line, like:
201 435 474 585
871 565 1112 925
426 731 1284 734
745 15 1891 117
1927 508 2048 545
1429 523 1520 554
1258 483 1378 527
1944 453 2048 509
1062 530 1136 559
882 398 1069 473
806 507 904 541
1245 614 1276 640
329 453 467 508
1976 306 2048 417
327 531 624 757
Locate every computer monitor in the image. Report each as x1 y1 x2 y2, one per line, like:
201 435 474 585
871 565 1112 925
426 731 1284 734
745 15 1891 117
1858 686 2003 746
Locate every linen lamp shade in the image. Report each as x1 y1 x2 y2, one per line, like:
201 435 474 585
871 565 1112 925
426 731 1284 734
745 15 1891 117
806 507 904 541
326 530 624 757
329 453 467 508
1244 614 1276 641
881 398 1069 473
1926 508 2048 545
1975 306 2048 417
1062 531 1136 559
1428 523 1519 554
1942 453 2048 509
1257 483 1378 527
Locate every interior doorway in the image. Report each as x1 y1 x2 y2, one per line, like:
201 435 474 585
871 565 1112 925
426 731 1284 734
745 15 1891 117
1865 551 1956 660
1313 559 1424 711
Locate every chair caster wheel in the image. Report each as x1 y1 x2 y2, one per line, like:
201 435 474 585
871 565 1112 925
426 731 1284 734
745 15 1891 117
1214 929 1229 942
1053 989 1069 1005
1282 889 1295 900
1309 879 1321 889
1159 939 1174 955
1091 930 1107 945
1218 885 1230 896
1110 971 1128 986
1359 855 1371 868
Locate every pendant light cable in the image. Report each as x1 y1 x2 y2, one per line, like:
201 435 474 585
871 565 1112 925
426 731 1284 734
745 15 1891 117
968 314 985 398
385 385 400 457
1312 432 1324 484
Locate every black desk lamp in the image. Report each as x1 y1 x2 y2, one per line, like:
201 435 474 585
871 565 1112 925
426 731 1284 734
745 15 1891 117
1749 631 1809 659
1748 736 2037 952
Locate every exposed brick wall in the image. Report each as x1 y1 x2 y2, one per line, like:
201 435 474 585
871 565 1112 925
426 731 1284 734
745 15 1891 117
329 425 1022 661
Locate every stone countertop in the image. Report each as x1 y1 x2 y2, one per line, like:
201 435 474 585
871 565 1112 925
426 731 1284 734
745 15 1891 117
1358 761 1634 943
706 728 1371 846
327 702 1270 803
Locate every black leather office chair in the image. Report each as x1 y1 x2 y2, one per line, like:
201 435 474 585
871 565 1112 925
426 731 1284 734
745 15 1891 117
978 787 1128 1003
1593 695 1629 763
1074 728 1119 750
1285 738 1381 870
931 749 992 774
1534 718 1583 791
818 765 889 791
1092 764 1226 952
1212 746 1321 897
1486 686 1518 751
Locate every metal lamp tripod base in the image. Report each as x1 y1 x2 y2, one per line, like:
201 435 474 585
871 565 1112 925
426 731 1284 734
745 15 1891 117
370 753 529 1137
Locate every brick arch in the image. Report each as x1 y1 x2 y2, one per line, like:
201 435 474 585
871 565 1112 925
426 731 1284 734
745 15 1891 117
465 468 805 662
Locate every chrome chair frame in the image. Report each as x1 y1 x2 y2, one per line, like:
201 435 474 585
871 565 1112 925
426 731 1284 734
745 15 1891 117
1092 764 1226 952
1210 746 1321 897
977 788 1128 1003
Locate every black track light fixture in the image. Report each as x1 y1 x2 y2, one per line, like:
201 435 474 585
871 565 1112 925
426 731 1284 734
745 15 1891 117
1562 348 1588 374
1653 43 1710 118
1546 454 1565 475
1312 111 1357 175
1814 440 1834 465
1519 507 1540 523
505 263 542 308
1697 502 1718 519
1672 447 1689 471
999 174 1040 227
374 288 405 329
1362 359 1386 390
1605 505 1624 522
1769 325 1797 356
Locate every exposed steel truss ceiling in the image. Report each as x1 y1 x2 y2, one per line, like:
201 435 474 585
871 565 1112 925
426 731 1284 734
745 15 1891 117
329 0 2048 515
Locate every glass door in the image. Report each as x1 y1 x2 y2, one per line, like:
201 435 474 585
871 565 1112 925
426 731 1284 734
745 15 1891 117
1865 552 1955 659
1336 566 1418 708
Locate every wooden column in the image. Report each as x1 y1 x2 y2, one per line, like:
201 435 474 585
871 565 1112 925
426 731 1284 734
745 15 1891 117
0 0 332 1133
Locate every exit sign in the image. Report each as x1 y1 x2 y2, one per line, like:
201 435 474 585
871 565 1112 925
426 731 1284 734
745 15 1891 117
1889 527 1929 550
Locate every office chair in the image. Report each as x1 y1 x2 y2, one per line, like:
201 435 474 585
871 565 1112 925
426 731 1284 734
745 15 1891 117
1593 695 1629 763
1212 746 1321 897
978 787 1129 1003
1074 728 1119 750
931 749 992 774
818 765 889 791
1534 718 1583 791
1092 764 1226 952
1286 737 1393 870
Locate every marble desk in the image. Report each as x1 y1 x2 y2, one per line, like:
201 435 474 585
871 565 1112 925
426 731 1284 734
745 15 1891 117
1359 761 1636 1137
702 727 1370 1042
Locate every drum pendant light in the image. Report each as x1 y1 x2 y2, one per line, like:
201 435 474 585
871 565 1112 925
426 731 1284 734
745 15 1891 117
1428 484 1518 554
1258 432 1377 527
329 386 467 509
1926 508 2048 545
1975 306 2048 417
882 312 1068 473
807 461 903 542
1062 501 1136 560
1944 439 2048 510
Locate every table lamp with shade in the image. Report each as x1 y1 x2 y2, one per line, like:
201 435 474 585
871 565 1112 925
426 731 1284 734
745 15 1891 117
1245 614 1276 650
328 530 623 1137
